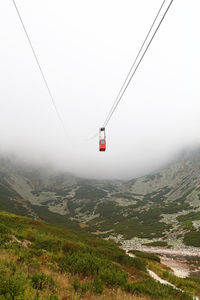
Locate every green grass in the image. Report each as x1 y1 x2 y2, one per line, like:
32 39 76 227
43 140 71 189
0 209 194 299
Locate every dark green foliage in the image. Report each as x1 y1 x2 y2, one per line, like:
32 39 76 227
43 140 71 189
31 273 56 291
0 234 10 246
29 203 80 230
17 251 32 263
178 211 200 223
59 251 127 283
92 277 104 294
5 261 17 275
32 234 63 252
59 252 102 276
143 186 172 202
59 251 128 288
144 241 168 247
62 240 86 253
98 267 128 286
129 257 147 271
75 186 107 199
73 276 81 291
48 295 59 300
0 223 11 234
73 276 92 294
0 273 25 299
124 278 192 299
129 250 160 263
112 192 139 200
180 220 194 230
184 230 200 247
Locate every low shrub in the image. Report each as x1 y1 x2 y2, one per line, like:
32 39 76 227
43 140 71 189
48 295 59 300
130 257 147 271
99 267 128 286
129 250 160 263
92 277 104 294
31 273 56 291
124 278 192 299
144 241 168 247
33 233 63 252
0 273 25 298
73 276 81 291
0 223 11 234
59 252 128 287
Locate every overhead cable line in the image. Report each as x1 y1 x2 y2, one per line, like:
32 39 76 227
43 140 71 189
103 0 167 128
11 0 68 138
103 0 174 128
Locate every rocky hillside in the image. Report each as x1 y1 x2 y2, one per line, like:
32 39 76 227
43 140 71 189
1 150 200 247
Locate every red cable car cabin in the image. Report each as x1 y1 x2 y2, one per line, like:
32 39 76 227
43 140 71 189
99 128 106 152
99 139 106 151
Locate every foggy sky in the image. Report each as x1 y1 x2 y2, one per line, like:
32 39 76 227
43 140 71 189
0 0 200 179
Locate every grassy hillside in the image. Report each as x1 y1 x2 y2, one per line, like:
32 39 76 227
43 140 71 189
0 210 194 300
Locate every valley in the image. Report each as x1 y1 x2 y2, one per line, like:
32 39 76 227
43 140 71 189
1 151 200 298
1 150 200 248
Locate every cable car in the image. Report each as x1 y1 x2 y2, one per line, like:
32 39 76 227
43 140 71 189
99 127 106 151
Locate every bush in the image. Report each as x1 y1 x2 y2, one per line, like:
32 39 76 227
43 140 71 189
184 231 200 247
17 251 32 263
62 240 85 253
73 276 91 294
22 227 37 241
48 296 58 300
0 274 25 298
99 267 127 287
59 252 128 288
0 235 10 246
59 252 102 276
27 257 40 273
124 278 192 299
73 276 81 291
130 257 147 271
31 273 56 291
144 241 168 247
128 250 160 263
92 277 104 294
0 223 11 234
5 261 16 275
33 233 63 252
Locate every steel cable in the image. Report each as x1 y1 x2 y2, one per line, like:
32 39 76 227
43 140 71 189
11 0 68 138
103 0 167 128
103 0 174 128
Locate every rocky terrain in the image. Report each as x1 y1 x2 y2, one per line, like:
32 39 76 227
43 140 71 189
1 150 200 247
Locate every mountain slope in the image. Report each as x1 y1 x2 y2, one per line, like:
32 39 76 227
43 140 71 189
0 209 195 300
1 151 200 246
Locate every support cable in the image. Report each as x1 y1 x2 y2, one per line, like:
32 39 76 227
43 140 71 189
103 0 174 128
103 0 167 128
11 0 68 138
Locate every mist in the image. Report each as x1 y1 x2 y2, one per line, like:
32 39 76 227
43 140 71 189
0 0 200 179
